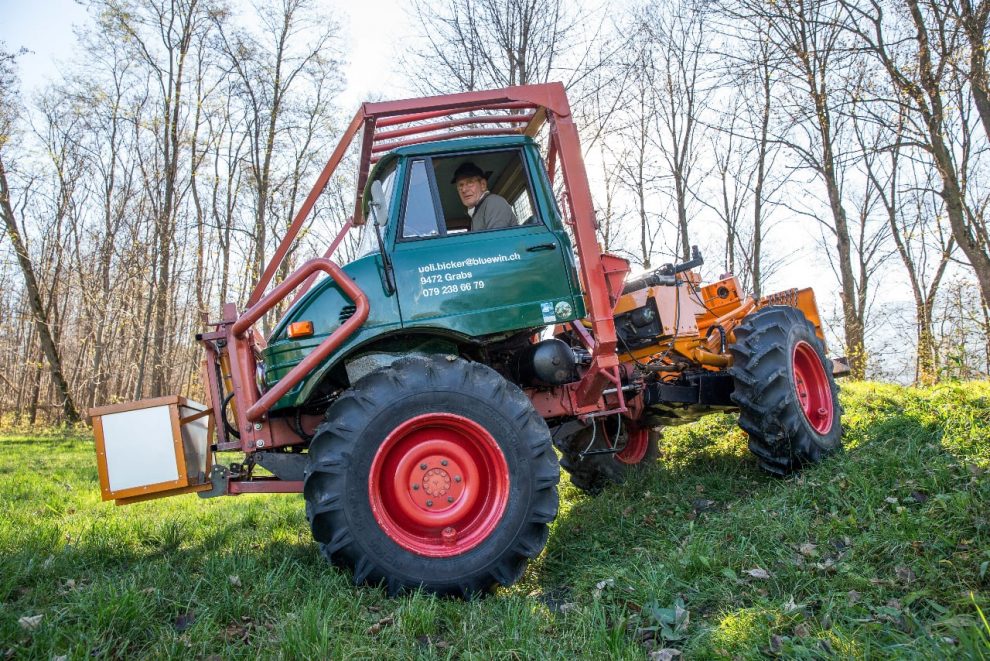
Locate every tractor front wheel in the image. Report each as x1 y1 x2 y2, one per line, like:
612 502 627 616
303 356 559 596
729 305 842 475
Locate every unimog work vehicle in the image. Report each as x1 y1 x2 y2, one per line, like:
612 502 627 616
89 83 843 596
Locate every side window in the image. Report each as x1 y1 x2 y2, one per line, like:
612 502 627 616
402 160 441 238
433 150 539 233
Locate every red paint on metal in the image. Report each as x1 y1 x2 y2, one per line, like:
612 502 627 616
375 101 535 127
233 258 369 423
371 127 525 154
368 413 509 557
792 341 834 434
373 113 535 142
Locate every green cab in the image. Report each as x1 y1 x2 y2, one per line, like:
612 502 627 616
260 135 586 411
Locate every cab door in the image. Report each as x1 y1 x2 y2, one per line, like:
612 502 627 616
390 156 580 337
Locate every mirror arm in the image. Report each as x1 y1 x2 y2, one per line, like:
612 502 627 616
369 203 396 296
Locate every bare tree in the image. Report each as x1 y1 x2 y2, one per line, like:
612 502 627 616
839 0 990 309
0 50 80 422
405 0 581 92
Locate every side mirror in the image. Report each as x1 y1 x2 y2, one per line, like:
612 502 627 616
369 181 387 226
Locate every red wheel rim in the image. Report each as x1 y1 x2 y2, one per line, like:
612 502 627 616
368 413 509 557
792 341 834 434
615 426 649 464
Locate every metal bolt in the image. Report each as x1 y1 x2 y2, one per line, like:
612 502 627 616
447 496 454 503
818 408 827 416
412 484 419 491
420 463 428 470
441 459 448 466
426 500 433 507
255 439 265 448
454 475 462 483
253 422 263 431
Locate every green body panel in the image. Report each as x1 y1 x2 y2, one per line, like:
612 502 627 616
261 135 586 411
260 254 401 403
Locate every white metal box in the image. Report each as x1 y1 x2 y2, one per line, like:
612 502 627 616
90 396 213 504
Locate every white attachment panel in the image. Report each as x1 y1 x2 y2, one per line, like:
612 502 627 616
102 406 180 492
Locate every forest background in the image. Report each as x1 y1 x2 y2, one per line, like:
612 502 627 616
1 0 988 425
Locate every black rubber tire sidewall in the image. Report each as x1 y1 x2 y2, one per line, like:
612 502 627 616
304 356 558 595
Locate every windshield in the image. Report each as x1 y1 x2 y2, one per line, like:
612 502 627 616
352 164 397 261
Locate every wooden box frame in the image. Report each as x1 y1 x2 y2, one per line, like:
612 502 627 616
90 396 214 505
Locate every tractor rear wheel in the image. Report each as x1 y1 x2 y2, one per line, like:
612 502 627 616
556 418 660 494
303 355 559 596
729 305 842 475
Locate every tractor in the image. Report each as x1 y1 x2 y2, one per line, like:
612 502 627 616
89 83 843 597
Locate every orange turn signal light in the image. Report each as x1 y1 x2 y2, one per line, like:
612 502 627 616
287 321 314 339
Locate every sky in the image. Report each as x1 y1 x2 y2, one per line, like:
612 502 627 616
0 0 412 103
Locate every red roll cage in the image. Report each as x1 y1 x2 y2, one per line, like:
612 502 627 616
206 83 627 465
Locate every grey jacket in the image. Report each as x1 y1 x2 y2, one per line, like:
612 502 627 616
469 193 517 232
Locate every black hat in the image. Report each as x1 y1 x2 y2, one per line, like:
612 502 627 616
451 161 492 184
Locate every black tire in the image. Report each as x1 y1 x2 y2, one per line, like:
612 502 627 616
303 355 559 597
729 305 842 476
556 418 660 494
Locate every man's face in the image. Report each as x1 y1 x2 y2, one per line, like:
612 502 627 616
456 175 488 208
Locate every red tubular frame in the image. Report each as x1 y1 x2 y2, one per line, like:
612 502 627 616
231 258 369 428
216 83 621 474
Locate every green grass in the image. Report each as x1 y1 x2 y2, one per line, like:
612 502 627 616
2 382 989 659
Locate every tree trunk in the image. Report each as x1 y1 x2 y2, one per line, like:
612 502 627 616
0 155 80 422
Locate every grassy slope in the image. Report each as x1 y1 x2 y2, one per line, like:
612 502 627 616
1 382 988 659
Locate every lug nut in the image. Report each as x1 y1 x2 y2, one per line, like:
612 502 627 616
454 476 462 483
420 463 428 470
412 484 419 491
447 496 454 503
441 459 448 466
426 500 433 507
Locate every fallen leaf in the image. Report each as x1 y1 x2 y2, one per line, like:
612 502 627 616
744 568 771 580
559 602 578 614
798 543 817 557
793 623 810 638
622 506 634 517
769 634 784 653
593 578 615 599
782 596 804 614
885 496 899 505
847 590 861 605
648 649 682 661
365 615 395 636
18 614 43 630
228 575 241 587
908 491 929 503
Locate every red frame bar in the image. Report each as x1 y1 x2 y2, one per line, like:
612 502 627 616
230 258 369 435
375 101 536 127
371 127 525 154
373 113 536 142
